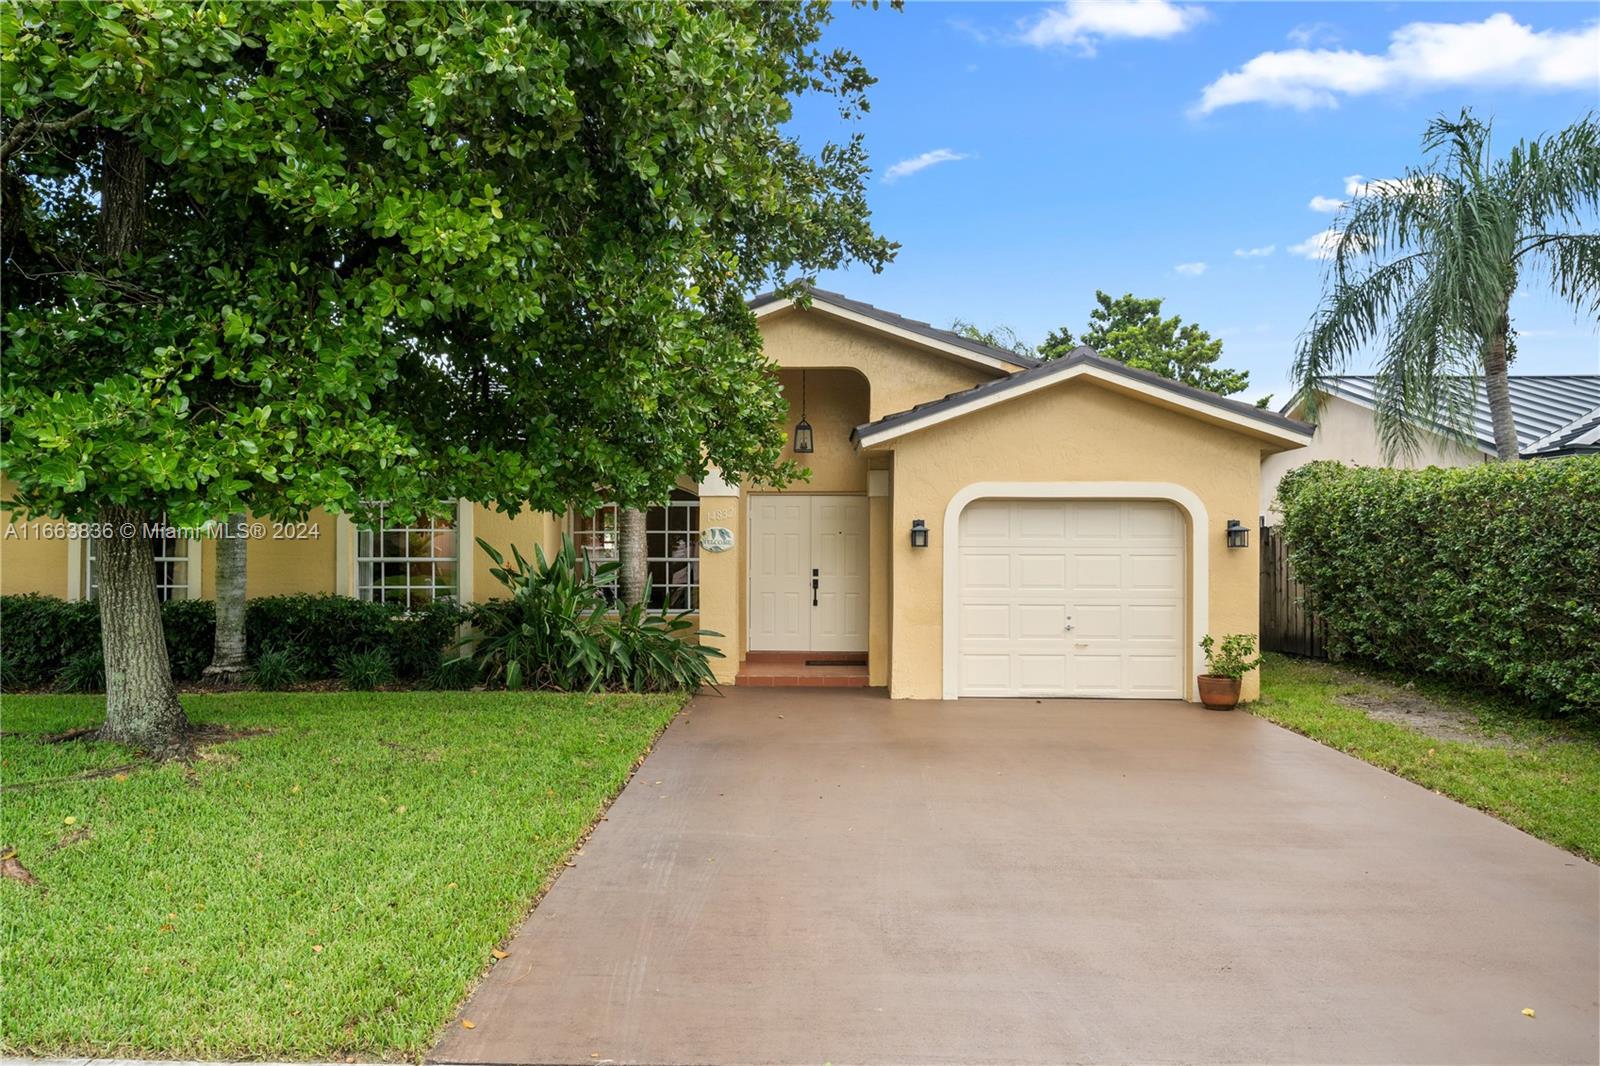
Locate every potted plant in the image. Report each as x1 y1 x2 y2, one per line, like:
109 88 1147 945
1197 633 1262 710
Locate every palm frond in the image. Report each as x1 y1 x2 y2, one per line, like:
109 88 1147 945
1507 112 1600 232
1294 252 1429 419
1519 233 1600 320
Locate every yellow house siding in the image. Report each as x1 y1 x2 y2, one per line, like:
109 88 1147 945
1 519 70 599
757 367 870 494
757 308 1003 420
1260 394 1487 522
469 505 562 601
880 380 1266 700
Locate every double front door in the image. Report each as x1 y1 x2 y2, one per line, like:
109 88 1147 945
748 495 868 652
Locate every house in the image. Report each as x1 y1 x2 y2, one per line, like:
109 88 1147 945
1 289 1313 701
1261 374 1600 522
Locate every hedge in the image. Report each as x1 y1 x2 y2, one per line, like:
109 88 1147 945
1276 457 1600 714
0 593 462 691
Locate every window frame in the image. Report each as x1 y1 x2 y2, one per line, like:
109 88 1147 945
81 526 198 602
354 502 461 612
569 492 700 612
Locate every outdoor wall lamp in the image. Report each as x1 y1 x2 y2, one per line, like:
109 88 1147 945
1226 519 1249 549
792 369 814 454
910 518 929 548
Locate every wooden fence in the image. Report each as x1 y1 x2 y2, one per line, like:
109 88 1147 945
1259 523 1327 659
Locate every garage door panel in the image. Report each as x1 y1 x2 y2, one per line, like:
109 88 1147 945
962 553 1012 590
1128 655 1182 695
1128 552 1181 592
1071 603 1123 640
958 499 1185 699
1015 500 1068 540
962 603 1011 640
1016 603 1066 639
1071 553 1122 591
961 654 1013 695
1125 501 1181 540
1016 553 1067 591
961 503 1013 540
1018 654 1068 691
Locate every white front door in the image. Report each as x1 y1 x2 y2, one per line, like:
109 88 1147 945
748 495 868 652
957 499 1185 698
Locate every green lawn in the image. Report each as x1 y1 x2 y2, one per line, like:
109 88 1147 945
1255 654 1600 861
0 690 686 1060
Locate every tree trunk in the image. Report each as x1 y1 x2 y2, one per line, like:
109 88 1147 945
617 507 648 608
96 507 189 752
1483 303 1519 462
94 128 187 751
203 513 248 684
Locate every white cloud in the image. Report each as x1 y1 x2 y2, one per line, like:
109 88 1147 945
1288 229 1343 260
1174 261 1208 275
1193 13 1600 115
1022 0 1207 55
1234 245 1276 258
1287 22 1341 48
883 148 970 183
1308 195 1345 213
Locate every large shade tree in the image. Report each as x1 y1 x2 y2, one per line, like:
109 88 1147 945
1040 291 1251 397
1296 109 1600 460
1 0 895 751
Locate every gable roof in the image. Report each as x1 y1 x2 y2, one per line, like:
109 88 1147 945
1286 375 1600 458
851 346 1314 449
1527 405 1600 457
749 286 1039 374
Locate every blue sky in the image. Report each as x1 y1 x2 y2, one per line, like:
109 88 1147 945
786 1 1600 405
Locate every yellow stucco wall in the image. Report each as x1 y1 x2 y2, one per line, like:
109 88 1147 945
757 308 1001 421
880 379 1274 701
470 504 563 601
1 507 71 598
755 367 869 493
693 305 1012 680
0 485 566 607
1259 393 1487 522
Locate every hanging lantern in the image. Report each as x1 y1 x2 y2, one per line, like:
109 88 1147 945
793 369 814 453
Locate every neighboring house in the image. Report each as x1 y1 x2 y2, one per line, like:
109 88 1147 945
1261 374 1600 523
2 288 1313 702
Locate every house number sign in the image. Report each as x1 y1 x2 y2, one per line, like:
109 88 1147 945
700 527 734 553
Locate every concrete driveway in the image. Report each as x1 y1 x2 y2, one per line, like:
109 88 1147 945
433 689 1598 1066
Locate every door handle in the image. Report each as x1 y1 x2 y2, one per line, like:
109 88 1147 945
811 568 819 607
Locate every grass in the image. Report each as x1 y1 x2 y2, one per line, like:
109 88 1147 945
1254 653 1600 862
0 689 687 1060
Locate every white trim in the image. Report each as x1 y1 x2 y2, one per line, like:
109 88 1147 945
184 536 204 600
858 362 1313 450
755 295 1020 375
455 499 474 604
66 536 84 602
941 482 1210 702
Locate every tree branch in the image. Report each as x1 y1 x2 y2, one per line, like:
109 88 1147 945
0 108 95 166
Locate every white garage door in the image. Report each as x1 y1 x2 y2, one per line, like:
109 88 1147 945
957 499 1185 698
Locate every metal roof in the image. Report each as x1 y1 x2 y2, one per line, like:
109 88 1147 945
852 347 1314 446
748 286 1040 370
1287 375 1600 457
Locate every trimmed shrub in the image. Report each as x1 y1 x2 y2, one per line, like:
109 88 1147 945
161 598 218 682
55 647 106 694
0 594 101 690
1 592 463 689
1276 457 1600 713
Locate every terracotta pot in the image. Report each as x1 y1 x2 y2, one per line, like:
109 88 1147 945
1197 674 1241 710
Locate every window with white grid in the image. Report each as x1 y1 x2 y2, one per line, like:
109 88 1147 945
85 531 192 601
356 504 459 610
570 491 699 611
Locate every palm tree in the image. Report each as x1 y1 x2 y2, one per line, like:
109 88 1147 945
1297 109 1600 461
